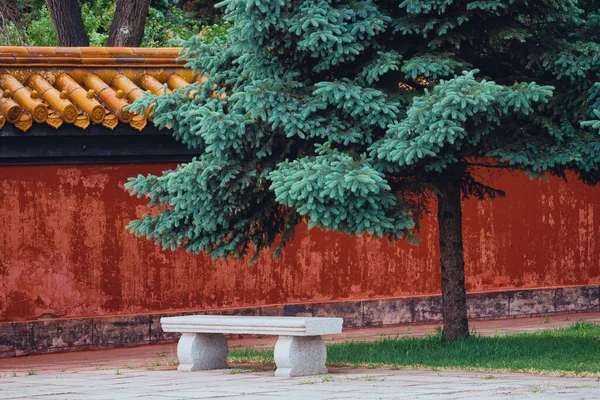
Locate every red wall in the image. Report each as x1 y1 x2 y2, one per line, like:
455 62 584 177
0 164 599 322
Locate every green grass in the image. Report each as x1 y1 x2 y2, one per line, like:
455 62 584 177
228 321 600 376
227 368 254 374
530 384 548 393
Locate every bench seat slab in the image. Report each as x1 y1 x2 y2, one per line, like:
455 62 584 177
177 333 228 372
161 316 343 336
274 335 327 377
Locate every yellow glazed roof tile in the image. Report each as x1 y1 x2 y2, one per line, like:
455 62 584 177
0 46 192 133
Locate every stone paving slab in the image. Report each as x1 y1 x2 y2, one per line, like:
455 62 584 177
1 367 599 399
1 312 600 399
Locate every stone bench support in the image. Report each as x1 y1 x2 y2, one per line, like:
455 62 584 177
274 335 327 377
177 333 228 372
161 316 343 377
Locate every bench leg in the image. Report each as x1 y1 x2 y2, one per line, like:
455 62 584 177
177 333 228 372
274 335 328 377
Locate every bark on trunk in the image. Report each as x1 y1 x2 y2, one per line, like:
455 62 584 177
437 175 470 341
46 0 89 46
107 0 151 47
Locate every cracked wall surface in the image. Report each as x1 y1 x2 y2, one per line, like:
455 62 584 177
0 164 599 323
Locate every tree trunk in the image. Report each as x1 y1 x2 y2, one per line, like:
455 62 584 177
46 0 89 46
437 175 470 341
107 0 151 47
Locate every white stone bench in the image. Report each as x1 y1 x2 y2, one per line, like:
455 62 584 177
161 315 343 377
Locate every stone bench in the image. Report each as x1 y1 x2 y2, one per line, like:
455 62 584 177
161 315 343 377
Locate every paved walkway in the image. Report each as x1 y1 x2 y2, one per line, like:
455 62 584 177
1 367 599 399
0 312 599 399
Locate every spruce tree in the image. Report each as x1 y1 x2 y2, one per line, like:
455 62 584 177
127 0 600 340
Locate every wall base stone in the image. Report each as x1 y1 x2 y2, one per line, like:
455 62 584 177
1 285 598 358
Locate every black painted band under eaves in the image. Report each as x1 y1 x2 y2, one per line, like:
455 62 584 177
0 123 198 165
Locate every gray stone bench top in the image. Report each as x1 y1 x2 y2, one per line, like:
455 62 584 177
161 315 344 377
161 315 343 336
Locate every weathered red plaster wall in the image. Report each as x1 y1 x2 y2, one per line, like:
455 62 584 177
0 164 598 322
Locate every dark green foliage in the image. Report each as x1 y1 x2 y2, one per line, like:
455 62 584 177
0 0 227 47
177 0 223 25
127 0 600 259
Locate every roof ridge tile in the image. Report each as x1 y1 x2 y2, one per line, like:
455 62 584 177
0 46 185 67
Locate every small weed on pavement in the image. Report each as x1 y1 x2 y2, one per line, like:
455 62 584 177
228 368 253 374
364 374 385 382
298 375 334 385
480 374 498 380
530 384 546 393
